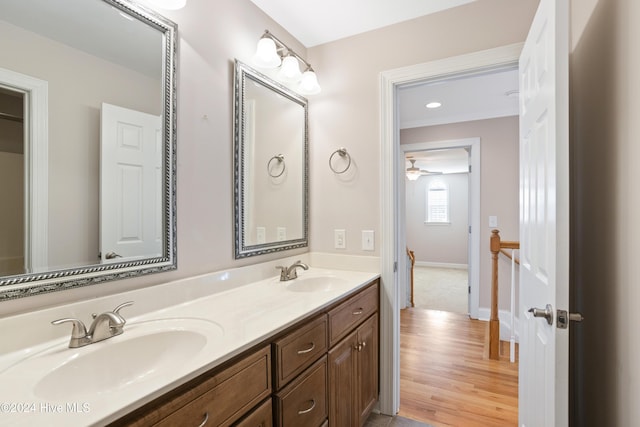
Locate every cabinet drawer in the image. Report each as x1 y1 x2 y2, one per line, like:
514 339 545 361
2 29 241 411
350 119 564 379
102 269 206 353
234 398 272 427
328 282 378 346
275 356 327 427
155 346 271 427
273 315 327 389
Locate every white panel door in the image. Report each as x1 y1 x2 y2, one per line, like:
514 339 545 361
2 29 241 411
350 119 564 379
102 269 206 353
518 0 570 426
100 103 161 263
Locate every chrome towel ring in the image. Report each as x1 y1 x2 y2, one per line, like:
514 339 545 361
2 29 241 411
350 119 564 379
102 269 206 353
267 154 286 178
329 148 351 174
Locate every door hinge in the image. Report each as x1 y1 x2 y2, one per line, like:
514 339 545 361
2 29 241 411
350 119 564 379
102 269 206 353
393 261 398 272
468 165 472 173
469 225 472 234
468 285 471 294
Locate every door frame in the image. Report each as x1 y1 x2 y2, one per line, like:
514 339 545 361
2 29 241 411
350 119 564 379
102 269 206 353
0 67 48 273
378 42 523 414
399 138 480 316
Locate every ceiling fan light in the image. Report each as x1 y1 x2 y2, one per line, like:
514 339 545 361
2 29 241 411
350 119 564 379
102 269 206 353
406 170 421 181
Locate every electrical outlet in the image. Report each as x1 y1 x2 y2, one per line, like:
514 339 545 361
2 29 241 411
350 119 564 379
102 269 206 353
256 227 266 244
362 230 374 251
489 216 498 228
334 229 346 249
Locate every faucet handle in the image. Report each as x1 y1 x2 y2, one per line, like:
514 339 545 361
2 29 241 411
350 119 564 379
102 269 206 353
51 318 88 339
113 301 134 316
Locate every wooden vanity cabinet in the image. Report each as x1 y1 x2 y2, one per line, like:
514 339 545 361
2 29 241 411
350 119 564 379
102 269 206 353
328 297 379 426
114 279 379 427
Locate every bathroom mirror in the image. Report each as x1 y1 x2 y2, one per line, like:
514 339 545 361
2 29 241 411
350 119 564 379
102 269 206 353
0 0 177 300
233 61 308 258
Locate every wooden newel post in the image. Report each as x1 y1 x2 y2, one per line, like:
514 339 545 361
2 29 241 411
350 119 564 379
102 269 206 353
489 229 501 360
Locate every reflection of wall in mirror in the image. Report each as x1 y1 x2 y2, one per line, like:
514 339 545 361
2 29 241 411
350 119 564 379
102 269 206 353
246 90 304 245
0 20 161 271
0 91 24 275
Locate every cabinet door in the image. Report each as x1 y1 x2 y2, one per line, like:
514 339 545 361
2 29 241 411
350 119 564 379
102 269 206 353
357 313 378 426
328 330 358 426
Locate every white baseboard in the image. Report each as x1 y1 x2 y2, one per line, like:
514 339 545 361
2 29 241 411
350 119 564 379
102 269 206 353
478 308 520 343
414 261 468 270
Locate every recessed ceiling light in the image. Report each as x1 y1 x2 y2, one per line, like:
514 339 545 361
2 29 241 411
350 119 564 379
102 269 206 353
425 102 442 109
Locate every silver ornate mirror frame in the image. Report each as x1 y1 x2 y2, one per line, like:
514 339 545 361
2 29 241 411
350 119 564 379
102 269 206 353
233 60 309 258
0 0 177 301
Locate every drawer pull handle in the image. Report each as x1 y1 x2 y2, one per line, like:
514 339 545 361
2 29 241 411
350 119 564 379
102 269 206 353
197 412 209 427
352 308 364 315
298 399 316 415
297 342 316 355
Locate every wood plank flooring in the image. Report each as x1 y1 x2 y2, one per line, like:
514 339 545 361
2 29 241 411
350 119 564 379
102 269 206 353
398 308 519 427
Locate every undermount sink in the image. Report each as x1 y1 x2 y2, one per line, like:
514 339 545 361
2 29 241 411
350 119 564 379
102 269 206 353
0 318 224 402
285 275 348 292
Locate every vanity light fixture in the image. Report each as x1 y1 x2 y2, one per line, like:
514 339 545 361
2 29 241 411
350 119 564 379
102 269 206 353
253 30 321 95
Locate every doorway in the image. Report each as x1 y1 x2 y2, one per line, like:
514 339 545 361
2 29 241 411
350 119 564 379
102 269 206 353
377 43 523 414
401 142 479 317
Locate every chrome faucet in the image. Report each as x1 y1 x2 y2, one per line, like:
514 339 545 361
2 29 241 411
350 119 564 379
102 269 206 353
276 260 309 281
51 301 134 348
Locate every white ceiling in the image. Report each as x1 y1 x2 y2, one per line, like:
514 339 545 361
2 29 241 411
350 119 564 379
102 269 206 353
249 0 476 47
398 67 519 129
1 0 162 78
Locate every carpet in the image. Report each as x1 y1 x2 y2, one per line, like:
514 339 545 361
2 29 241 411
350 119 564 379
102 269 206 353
412 266 469 314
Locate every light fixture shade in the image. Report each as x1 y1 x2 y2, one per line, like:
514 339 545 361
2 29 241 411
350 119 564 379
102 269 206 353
298 70 321 95
253 38 281 69
145 0 186 9
406 170 421 181
278 55 302 82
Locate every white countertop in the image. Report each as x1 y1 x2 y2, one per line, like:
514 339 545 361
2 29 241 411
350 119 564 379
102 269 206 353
0 266 379 426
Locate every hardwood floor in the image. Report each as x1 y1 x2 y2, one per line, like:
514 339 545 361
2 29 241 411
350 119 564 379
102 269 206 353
398 308 519 427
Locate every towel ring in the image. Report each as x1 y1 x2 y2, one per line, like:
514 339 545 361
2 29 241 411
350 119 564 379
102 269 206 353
329 148 351 174
267 154 286 178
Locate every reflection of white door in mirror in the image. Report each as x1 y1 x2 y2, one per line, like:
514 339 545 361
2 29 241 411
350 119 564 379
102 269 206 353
100 103 162 263
0 67 48 276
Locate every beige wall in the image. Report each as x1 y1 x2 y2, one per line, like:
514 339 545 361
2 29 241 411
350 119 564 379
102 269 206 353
402 117 519 311
405 173 469 265
570 0 640 424
306 0 538 257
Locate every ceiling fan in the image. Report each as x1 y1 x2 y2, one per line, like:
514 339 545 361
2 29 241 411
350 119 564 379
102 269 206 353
405 158 442 181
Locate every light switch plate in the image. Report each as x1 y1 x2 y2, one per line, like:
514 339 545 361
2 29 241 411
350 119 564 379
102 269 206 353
334 229 346 249
362 230 374 251
277 227 286 241
489 216 498 228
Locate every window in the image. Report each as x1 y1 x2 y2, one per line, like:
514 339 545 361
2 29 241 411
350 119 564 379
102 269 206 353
426 180 449 223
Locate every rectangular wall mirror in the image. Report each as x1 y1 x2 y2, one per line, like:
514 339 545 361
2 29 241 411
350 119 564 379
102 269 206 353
0 0 177 300
234 60 308 258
